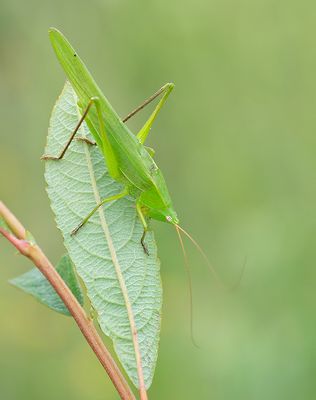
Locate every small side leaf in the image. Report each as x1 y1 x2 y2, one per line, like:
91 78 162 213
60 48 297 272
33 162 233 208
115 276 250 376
10 254 83 316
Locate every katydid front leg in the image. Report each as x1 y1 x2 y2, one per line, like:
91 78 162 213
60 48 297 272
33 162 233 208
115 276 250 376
73 191 150 258
71 189 128 235
136 202 149 256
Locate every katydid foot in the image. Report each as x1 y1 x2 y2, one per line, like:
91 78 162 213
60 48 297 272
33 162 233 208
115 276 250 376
76 136 96 145
141 230 149 256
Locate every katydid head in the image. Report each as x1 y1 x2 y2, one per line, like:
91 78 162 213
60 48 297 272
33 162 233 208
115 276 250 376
147 206 179 225
165 212 179 225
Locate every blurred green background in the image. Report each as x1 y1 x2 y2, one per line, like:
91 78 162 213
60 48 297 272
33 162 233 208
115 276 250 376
1 0 316 399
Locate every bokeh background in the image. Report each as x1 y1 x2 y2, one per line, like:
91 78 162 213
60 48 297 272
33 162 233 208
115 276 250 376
1 1 316 399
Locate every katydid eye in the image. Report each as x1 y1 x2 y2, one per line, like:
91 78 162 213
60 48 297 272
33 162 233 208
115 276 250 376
166 216 172 222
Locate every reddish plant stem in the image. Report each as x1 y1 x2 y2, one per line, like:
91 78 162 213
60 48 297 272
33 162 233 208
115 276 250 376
0 201 136 400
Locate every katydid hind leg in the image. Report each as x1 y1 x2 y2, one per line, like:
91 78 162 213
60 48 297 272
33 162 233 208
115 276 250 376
41 98 95 160
92 96 121 180
122 83 172 123
136 82 174 144
71 189 128 235
122 82 174 145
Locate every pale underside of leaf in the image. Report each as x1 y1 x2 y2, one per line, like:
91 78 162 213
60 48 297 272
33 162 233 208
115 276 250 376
44 82 162 388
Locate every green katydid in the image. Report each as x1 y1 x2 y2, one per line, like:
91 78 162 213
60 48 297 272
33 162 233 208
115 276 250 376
43 28 222 287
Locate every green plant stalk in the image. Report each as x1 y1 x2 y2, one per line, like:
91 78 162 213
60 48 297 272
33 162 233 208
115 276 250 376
0 201 136 400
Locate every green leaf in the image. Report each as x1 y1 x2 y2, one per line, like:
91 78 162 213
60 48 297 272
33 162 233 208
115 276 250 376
10 254 83 316
44 82 162 389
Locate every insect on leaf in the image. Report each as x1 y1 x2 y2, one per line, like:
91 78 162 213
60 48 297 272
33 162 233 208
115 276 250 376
44 82 162 389
10 254 83 316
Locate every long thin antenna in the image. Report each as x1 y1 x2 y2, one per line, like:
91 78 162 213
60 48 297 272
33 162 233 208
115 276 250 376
175 225 199 348
176 224 225 289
